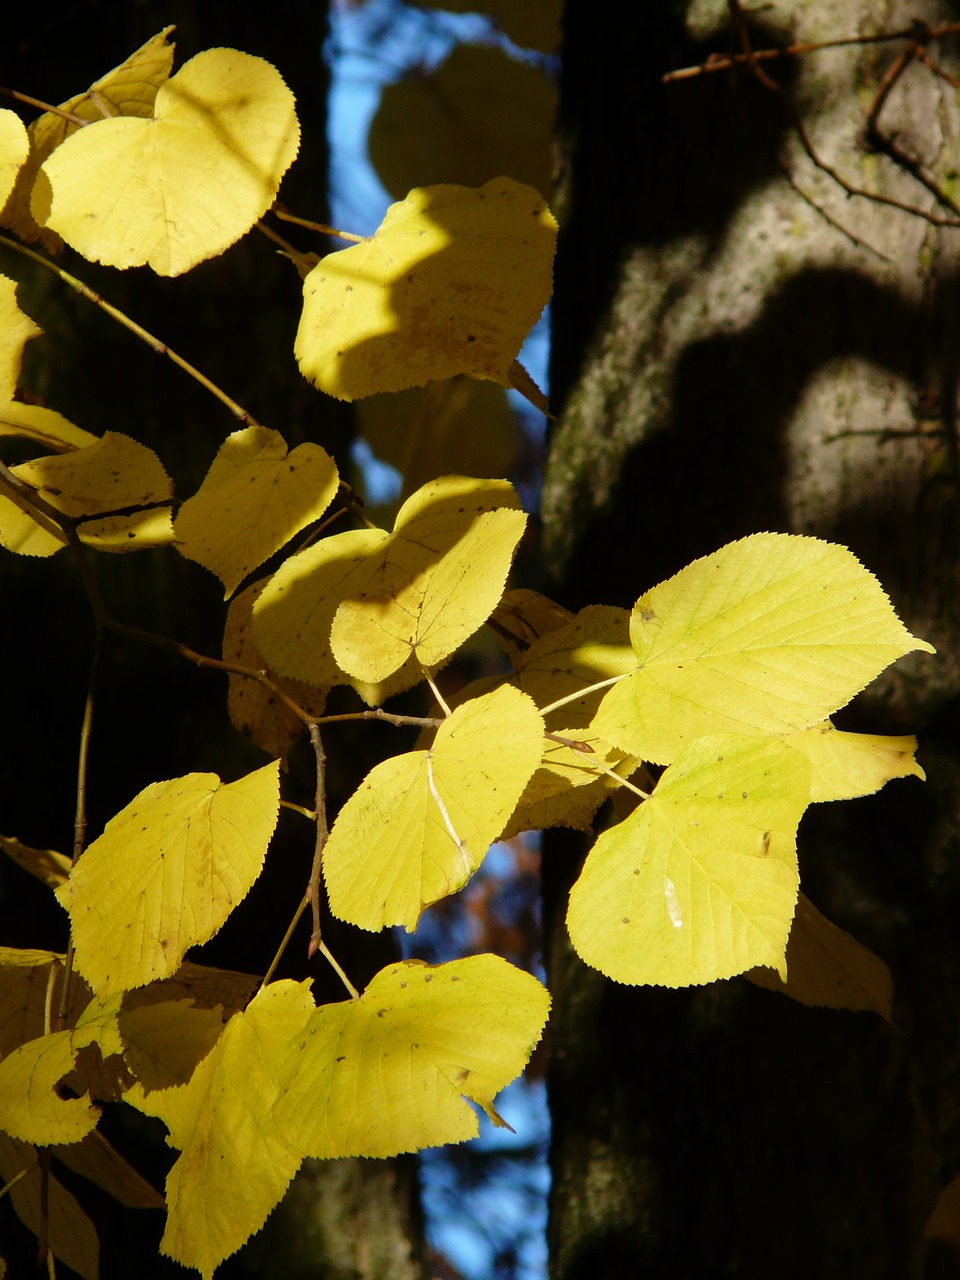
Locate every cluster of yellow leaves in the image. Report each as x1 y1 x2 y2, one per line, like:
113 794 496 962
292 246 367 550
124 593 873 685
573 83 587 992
0 20 939 1280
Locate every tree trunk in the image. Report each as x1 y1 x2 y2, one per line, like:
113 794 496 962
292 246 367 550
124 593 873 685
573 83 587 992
543 2 960 1276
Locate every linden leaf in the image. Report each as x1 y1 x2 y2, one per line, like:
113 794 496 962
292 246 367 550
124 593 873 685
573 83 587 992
515 604 634 729
0 110 28 209
0 835 71 889
0 1134 99 1280
126 980 314 1280
369 44 556 199
0 402 98 452
0 498 68 557
175 426 339 597
0 948 91 1057
567 735 811 988
331 500 526 684
77 506 176 552
0 275 41 403
0 1030 100 1145
118 997 228 1092
39 48 299 276
254 475 523 695
501 730 636 838
745 894 893 1019
785 720 924 802
55 763 281 996
274 955 551 1158
3 27 176 250
357 377 520 502
224 581 327 759
324 685 544 931
489 588 575 665
594 534 936 763
295 178 556 400
13 431 172 518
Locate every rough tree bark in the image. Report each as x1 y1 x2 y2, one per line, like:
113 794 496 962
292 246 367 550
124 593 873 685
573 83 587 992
543 2 960 1277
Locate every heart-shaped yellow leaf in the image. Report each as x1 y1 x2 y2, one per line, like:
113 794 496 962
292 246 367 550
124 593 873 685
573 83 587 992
274 956 550 1157
55 763 280 995
39 47 299 276
174 426 339 597
567 735 811 987
295 178 555 399
254 475 523 694
0 109 28 209
324 685 544 931
594 534 935 763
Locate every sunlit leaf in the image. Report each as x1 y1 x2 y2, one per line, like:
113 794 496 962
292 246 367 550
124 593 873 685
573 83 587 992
39 48 299 276
0 1134 99 1280
324 686 543 931
223 580 327 759
515 604 634 728
0 402 98 452
295 178 556 400
0 835 71 888
785 720 924 801
0 495 68 556
369 44 556 198
502 729 636 838
274 955 550 1157
13 431 172 517
594 534 935 763
567 735 811 987
255 475 523 695
77 505 176 552
2 27 176 249
745 894 893 1019
0 110 28 209
175 426 339 597
0 275 41 404
55 763 281 995
126 980 314 1279
0 1028 99 1145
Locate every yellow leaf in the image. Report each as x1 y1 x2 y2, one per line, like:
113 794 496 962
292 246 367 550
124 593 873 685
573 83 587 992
594 534 936 763
0 835 71 888
567 735 811 987
77 505 176 552
489 588 575 665
0 949 91 1058
0 275 41 404
357 377 520 502
0 495 68 557
369 44 556 199
0 1134 99 1280
324 686 544 931
254 475 523 695
331 501 526 685
175 426 339 596
224 580 327 759
502 729 636 838
0 109 28 209
3 27 175 249
515 604 634 728
745 894 893 1019
13 431 172 518
295 178 556 400
118 997 228 1092
0 1029 100 1145
0 402 99 452
126 980 314 1279
55 763 281 995
785 720 924 801
39 47 299 276
274 955 550 1158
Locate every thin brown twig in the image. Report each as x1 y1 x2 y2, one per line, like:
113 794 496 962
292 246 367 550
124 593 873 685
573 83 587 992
272 202 366 243
0 84 89 126
662 19 959 82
